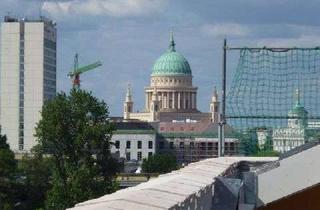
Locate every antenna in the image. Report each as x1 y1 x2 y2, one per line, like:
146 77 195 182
39 0 44 17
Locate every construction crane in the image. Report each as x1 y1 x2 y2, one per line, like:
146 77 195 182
68 53 102 89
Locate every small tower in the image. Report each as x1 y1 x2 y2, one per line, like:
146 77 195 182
150 88 159 121
210 87 220 123
123 84 133 120
288 89 308 128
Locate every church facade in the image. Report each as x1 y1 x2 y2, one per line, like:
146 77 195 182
272 90 309 153
123 33 219 123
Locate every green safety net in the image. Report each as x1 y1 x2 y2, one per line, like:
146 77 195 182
227 48 320 129
226 48 320 155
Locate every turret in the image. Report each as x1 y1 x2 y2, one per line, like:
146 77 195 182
123 84 133 120
288 89 308 128
150 88 159 121
210 87 220 123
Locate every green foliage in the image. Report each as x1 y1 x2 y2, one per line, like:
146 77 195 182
142 154 178 174
16 155 53 209
254 150 279 157
35 89 119 210
0 134 17 210
233 129 259 156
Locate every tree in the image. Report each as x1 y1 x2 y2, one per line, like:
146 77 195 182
0 134 17 209
142 154 178 174
16 153 53 210
35 89 119 210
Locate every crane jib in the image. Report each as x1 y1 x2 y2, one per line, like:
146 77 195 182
69 61 102 76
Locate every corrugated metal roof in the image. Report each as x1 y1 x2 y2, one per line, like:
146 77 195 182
68 157 277 210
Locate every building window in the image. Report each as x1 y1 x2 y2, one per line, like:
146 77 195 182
179 142 184 149
230 142 235 151
200 142 206 150
170 142 174 149
138 141 142 149
126 141 131 149
148 152 153 157
115 151 120 157
137 152 142 161
115 141 120 149
148 141 153 149
159 141 164 149
126 152 131 161
208 142 213 150
190 142 194 148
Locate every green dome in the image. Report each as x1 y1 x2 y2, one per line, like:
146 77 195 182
151 33 192 76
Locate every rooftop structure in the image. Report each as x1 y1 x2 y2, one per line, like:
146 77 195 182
68 157 276 210
69 140 320 210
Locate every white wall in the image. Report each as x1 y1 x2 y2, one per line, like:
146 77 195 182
0 23 20 150
24 22 44 150
111 133 156 162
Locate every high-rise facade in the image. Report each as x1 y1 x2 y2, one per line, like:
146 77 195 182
0 16 56 151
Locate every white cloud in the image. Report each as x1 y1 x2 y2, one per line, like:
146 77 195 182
42 0 167 18
201 23 250 38
255 35 320 48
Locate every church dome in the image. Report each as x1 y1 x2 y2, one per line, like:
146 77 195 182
151 33 192 76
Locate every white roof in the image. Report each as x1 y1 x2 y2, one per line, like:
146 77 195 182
257 143 320 205
68 157 277 210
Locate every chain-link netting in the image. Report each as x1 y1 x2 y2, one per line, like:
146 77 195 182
226 48 320 155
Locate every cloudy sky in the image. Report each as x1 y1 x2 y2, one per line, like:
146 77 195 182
1 0 320 116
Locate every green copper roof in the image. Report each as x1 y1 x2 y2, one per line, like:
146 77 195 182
151 33 192 76
289 89 308 116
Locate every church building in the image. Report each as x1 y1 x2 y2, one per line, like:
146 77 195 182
272 90 308 153
123 33 219 123
111 33 240 168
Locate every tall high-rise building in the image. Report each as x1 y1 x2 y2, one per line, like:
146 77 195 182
0 16 57 151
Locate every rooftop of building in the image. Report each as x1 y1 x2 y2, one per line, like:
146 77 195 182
67 156 277 210
151 32 192 77
113 121 240 138
3 15 56 25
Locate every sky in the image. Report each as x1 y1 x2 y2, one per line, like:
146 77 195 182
1 0 320 116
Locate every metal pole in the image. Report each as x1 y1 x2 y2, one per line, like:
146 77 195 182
218 39 227 157
227 47 320 51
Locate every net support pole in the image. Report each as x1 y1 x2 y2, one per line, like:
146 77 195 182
218 38 227 157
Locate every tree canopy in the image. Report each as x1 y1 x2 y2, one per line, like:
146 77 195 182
0 134 17 210
142 154 178 174
35 89 119 210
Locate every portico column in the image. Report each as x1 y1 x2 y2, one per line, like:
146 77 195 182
173 91 175 109
192 93 195 109
149 92 152 110
145 92 148 110
160 92 163 109
183 92 186 109
187 92 190 109
167 92 170 109
178 92 181 109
